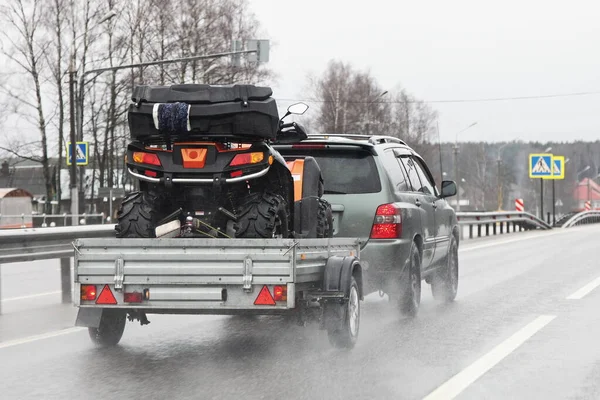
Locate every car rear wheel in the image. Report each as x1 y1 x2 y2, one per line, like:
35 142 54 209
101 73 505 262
398 241 421 317
431 237 459 302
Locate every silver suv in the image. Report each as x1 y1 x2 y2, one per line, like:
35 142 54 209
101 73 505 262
274 134 459 317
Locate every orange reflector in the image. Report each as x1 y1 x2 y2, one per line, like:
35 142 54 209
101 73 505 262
81 285 97 301
181 148 207 168
254 285 276 306
95 285 117 305
273 285 287 302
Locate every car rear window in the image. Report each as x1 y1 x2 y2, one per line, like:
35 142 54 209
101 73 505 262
296 150 382 194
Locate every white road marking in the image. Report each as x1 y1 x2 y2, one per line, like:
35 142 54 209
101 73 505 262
566 276 600 300
0 327 85 350
422 315 556 400
2 291 62 302
459 230 569 253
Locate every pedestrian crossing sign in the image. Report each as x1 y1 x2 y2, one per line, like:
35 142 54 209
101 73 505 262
66 141 89 166
552 156 565 180
529 153 553 179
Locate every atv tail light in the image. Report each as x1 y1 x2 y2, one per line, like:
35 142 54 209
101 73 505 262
124 292 143 303
273 285 287 302
229 152 264 166
370 203 402 239
132 151 161 166
81 285 97 301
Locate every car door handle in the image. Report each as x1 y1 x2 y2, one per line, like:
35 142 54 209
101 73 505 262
415 199 421 207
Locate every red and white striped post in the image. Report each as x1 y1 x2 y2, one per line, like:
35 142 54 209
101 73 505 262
585 200 591 211
515 198 524 212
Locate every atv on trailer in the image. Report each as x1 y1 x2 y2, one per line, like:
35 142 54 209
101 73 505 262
118 84 332 239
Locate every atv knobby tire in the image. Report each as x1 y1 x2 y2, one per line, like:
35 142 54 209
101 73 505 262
116 191 165 238
236 192 289 238
317 198 334 238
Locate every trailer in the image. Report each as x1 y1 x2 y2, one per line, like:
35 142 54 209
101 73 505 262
73 237 364 349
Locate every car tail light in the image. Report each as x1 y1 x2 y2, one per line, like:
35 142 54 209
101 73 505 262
273 285 287 302
124 292 143 303
230 152 264 166
254 285 276 306
370 203 402 239
81 285 97 301
132 151 161 166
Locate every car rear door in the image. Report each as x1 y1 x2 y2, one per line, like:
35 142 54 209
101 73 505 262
411 155 449 268
396 153 436 269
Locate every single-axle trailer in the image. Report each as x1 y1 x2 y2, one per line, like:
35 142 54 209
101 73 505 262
73 237 364 349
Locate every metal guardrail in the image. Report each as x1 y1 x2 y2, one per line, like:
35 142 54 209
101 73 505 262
560 211 600 228
0 213 107 228
456 211 552 239
0 225 115 314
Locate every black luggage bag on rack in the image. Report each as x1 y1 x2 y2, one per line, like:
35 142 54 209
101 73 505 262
127 84 280 142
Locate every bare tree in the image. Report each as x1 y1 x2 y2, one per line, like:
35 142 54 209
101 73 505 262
44 0 69 209
0 0 53 212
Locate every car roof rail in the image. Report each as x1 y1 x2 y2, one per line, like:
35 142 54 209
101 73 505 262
305 133 407 146
367 136 406 145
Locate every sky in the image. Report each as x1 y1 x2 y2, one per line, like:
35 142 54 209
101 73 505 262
248 0 600 143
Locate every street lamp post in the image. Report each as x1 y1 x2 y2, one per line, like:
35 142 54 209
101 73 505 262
539 147 552 220
453 122 477 211
69 10 117 225
496 143 509 211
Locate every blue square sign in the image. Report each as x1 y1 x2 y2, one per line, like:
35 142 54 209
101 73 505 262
67 141 88 166
529 153 553 178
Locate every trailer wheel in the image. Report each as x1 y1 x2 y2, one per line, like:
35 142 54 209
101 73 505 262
88 309 126 347
317 198 334 238
236 192 289 238
327 276 360 349
115 190 165 238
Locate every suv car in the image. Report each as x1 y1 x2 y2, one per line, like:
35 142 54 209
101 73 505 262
274 134 459 317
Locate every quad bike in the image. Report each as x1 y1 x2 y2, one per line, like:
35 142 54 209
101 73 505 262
116 84 333 240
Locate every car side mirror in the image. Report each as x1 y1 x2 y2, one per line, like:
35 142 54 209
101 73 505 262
440 180 457 198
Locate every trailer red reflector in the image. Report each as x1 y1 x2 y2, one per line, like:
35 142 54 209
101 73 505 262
254 285 276 306
273 285 287 301
81 285 97 301
95 285 117 305
124 292 143 303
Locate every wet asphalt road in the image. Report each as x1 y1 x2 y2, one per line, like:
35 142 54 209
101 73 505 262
2 225 600 400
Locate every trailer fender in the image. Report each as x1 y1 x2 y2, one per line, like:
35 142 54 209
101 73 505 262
323 255 364 300
75 308 103 328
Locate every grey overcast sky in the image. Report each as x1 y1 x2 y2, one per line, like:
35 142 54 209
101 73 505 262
249 0 600 143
